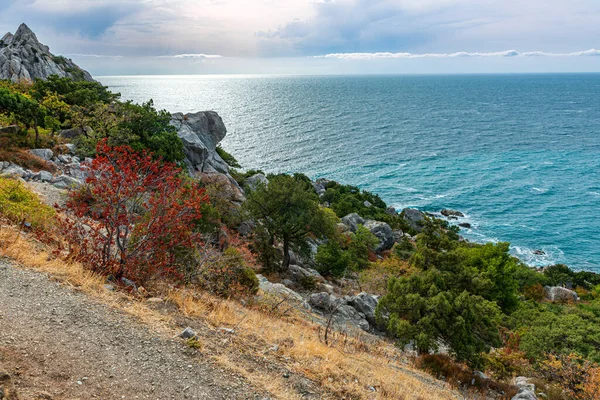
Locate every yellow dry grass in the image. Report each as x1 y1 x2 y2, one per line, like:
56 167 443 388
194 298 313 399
0 224 458 400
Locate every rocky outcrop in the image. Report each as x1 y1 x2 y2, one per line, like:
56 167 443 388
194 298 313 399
341 213 365 232
169 111 244 202
402 208 426 232
0 23 93 82
257 274 303 302
512 377 538 400
363 220 395 252
544 286 578 302
308 291 380 332
244 173 268 191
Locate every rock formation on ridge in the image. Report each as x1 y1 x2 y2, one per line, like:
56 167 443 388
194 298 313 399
0 23 94 82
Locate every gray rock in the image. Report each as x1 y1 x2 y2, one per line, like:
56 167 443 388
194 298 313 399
237 220 255 236
169 111 244 201
0 23 94 82
544 286 578 302
57 154 72 164
385 206 397 215
363 200 372 207
441 209 465 218
29 148 53 161
512 377 538 400
337 223 350 233
64 143 77 154
308 292 334 310
341 213 365 232
402 208 426 232
0 164 26 178
59 126 93 139
180 327 196 339
289 264 325 283
363 220 395 252
312 181 326 196
244 173 268 191
332 304 370 332
257 274 303 302
348 292 379 325
38 170 53 182
52 174 81 189
392 230 404 242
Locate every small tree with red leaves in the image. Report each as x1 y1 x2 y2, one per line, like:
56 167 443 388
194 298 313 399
58 139 208 283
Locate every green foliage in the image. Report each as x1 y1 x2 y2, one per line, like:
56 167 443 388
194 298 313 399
508 300 600 363
379 271 502 367
543 264 600 290
0 177 55 229
244 174 336 270
394 237 415 260
315 225 378 277
200 247 259 297
113 100 184 162
216 145 241 168
315 240 353 277
52 55 68 65
32 75 118 106
319 180 414 233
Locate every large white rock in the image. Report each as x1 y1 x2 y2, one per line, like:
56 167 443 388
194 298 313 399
544 286 578 302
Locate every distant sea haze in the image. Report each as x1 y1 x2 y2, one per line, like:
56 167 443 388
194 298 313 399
99 74 600 272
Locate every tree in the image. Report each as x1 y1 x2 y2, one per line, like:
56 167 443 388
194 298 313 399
58 140 208 282
244 174 335 270
0 87 45 146
378 272 502 367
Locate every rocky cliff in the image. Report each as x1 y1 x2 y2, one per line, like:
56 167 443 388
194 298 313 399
0 23 93 82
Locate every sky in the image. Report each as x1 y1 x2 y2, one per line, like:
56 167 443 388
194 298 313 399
1 0 599 75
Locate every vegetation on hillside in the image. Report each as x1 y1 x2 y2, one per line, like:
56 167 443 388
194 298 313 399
2 75 600 399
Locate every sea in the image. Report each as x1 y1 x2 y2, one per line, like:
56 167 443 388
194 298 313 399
98 74 600 272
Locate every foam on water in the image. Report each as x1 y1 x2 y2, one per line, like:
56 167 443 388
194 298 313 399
98 74 600 271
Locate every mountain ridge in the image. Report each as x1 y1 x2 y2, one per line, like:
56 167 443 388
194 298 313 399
0 23 93 83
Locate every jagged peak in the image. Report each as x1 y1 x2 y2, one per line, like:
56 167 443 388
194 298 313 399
15 23 33 35
1 32 13 45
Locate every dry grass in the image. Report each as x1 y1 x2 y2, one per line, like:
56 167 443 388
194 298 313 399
0 223 459 400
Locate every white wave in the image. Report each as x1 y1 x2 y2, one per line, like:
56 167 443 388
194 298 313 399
511 245 565 267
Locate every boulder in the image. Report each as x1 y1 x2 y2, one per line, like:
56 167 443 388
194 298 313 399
363 200 372 207
402 208 426 232
544 286 578 302
308 292 333 310
385 206 397 215
64 143 77 154
289 264 325 283
312 181 326 196
37 170 53 182
459 222 472 229
512 377 538 400
179 327 197 339
441 209 465 218
244 173 268 191
341 213 365 232
59 126 93 139
29 148 53 161
337 223 350 233
348 292 379 325
257 274 303 302
51 174 81 189
0 164 27 179
363 220 395 252
332 304 370 332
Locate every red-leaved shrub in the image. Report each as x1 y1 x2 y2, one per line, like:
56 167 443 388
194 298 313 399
57 140 208 283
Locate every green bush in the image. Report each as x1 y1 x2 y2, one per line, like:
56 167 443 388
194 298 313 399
200 247 259 297
0 177 55 229
216 146 241 168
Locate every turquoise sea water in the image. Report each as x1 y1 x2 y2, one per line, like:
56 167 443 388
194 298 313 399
98 74 600 271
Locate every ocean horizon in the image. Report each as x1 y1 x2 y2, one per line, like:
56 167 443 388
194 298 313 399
98 73 600 272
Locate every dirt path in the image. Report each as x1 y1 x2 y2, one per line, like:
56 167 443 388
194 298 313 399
0 259 266 400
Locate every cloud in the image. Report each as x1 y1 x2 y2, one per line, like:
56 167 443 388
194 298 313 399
158 54 223 59
317 49 600 60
